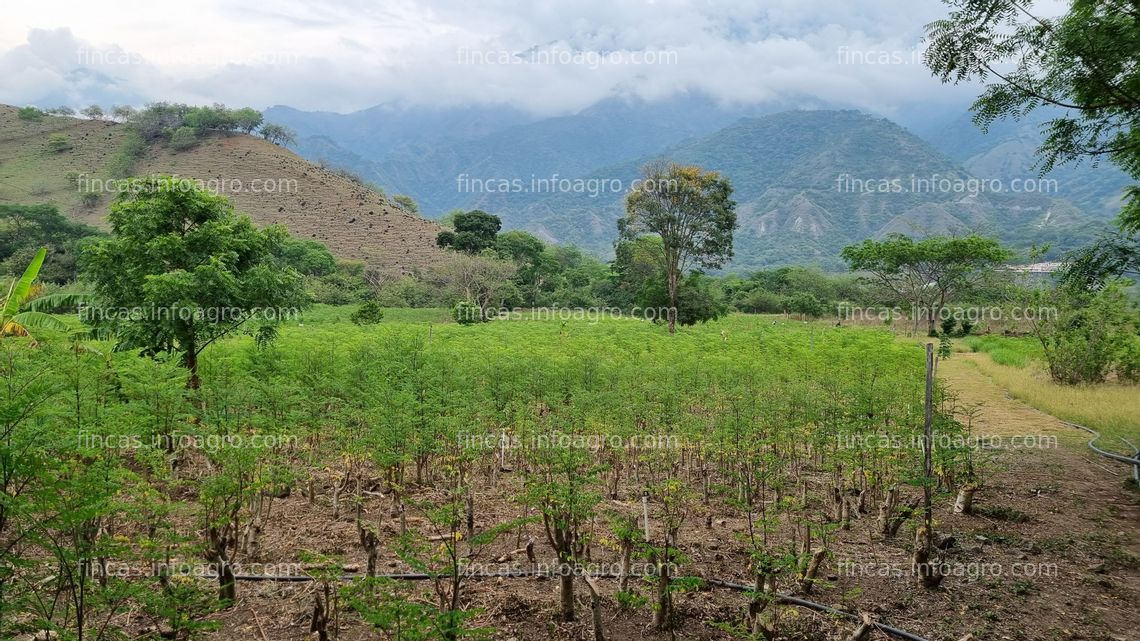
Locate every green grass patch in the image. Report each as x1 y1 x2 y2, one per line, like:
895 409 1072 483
963 335 1041 369
298 304 451 325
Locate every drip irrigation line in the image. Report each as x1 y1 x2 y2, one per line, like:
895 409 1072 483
704 578 928 641
1060 420 1140 483
183 568 929 641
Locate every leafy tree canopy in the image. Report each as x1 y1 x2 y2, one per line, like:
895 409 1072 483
925 0 1140 283
618 161 736 332
0 204 101 283
437 210 502 254
80 176 307 388
841 234 1013 333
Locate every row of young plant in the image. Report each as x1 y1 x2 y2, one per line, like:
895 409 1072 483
0 316 976 640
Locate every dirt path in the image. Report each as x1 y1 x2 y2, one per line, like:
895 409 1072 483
933 353 1140 640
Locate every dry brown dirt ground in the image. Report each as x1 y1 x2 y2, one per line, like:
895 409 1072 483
0 105 446 273
180 353 1140 641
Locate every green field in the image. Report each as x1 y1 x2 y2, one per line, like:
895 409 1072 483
961 334 1043 369
5 305 1136 641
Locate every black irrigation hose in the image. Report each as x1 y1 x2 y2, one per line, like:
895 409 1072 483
193 569 930 641
1060 420 1140 483
704 578 929 641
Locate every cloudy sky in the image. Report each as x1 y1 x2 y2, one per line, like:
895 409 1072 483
0 0 1010 117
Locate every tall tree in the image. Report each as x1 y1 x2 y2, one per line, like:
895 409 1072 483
437 210 502 255
231 107 263 134
80 177 306 389
618 162 736 333
925 0 1140 284
841 234 1012 335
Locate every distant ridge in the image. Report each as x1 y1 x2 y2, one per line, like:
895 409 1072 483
271 103 1113 270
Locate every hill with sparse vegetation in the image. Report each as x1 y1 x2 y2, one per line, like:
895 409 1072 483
0 104 446 273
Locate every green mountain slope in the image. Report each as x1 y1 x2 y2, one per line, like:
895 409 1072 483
489 110 1109 270
923 110 1132 219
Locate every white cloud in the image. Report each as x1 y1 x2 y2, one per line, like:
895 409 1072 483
0 0 982 115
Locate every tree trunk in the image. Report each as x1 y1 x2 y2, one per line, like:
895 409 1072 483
184 347 201 390
953 485 977 515
666 265 679 335
748 570 776 639
582 575 606 641
218 561 235 603
310 587 330 641
653 564 671 629
800 548 827 594
618 538 633 593
846 613 874 641
913 524 943 588
653 533 674 631
559 569 575 621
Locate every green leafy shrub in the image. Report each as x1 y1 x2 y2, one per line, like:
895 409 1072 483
737 288 788 314
139 575 221 641
17 106 43 121
938 334 953 359
169 126 198 150
788 292 827 319
350 300 385 325
47 133 72 152
1034 284 1138 384
393 194 419 213
615 590 648 610
1115 334 1140 383
940 317 957 336
452 300 486 325
106 129 147 178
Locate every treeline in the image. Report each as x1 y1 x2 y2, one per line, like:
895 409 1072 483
105 103 292 176
332 209 870 324
115 102 295 148
5 196 1136 385
16 102 296 178
0 202 862 323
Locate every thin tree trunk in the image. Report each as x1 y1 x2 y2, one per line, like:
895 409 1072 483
666 265 679 335
184 345 201 390
582 576 606 641
559 570 575 621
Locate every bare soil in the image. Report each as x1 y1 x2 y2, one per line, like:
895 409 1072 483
185 352 1140 641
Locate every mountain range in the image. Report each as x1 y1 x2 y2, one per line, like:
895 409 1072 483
269 98 1127 271
2 97 1129 274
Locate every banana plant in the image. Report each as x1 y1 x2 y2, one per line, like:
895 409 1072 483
1 247 70 340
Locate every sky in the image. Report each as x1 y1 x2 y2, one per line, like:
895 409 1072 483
0 0 1008 117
